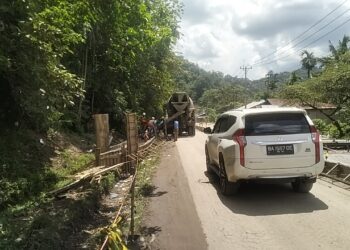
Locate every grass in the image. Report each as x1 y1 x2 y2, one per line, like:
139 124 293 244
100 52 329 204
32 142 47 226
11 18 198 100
0 127 94 210
0 124 162 249
133 153 160 232
0 177 118 249
51 150 94 189
100 151 161 249
0 127 96 249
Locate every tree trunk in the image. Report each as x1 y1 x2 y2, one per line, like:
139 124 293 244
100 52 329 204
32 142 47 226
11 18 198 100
317 109 344 137
299 100 344 138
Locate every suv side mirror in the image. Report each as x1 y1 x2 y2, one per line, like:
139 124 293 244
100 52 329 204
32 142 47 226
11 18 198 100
203 127 212 134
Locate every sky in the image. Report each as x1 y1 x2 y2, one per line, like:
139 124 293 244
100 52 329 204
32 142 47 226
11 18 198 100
175 0 350 80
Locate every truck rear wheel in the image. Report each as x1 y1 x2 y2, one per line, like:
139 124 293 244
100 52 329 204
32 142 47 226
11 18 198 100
188 126 195 136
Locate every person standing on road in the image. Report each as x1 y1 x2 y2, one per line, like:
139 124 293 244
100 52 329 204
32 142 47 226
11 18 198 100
148 117 156 138
173 120 179 141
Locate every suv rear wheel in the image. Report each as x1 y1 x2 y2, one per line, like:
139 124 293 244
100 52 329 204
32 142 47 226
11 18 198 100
219 156 239 196
205 147 213 174
291 180 313 193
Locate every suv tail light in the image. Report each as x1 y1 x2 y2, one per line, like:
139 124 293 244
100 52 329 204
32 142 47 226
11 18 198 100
233 129 247 167
310 126 320 164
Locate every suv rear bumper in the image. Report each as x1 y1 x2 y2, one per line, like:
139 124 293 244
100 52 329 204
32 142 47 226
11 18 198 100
224 156 324 182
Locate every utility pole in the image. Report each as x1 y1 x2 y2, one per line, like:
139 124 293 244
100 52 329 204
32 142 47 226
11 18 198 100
240 65 252 81
240 65 252 108
265 70 277 97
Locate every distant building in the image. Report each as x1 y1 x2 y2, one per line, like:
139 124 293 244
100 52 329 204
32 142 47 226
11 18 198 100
238 98 336 123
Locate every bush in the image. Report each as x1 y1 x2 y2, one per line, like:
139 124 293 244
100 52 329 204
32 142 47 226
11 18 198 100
313 119 328 134
206 108 218 123
320 122 350 139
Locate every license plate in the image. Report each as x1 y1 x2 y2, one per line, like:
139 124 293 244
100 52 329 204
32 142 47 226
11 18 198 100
266 144 294 155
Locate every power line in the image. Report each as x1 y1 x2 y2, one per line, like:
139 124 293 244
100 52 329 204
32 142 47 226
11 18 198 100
240 65 252 80
253 8 350 66
253 0 348 65
252 0 349 65
253 16 350 67
232 67 241 77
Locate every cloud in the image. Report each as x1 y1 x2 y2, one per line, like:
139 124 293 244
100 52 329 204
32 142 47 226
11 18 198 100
176 0 350 80
181 0 213 25
179 26 224 60
231 1 319 40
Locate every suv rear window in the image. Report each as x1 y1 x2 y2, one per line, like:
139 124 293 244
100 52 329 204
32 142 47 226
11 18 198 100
245 113 310 136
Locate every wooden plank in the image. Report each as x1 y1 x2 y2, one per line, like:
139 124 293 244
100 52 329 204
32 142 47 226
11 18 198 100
326 163 339 175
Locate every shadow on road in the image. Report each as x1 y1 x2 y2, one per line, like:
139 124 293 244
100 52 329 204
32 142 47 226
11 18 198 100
139 184 168 197
205 171 329 216
127 226 162 250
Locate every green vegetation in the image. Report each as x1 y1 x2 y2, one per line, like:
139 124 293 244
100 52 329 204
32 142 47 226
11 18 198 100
313 119 350 139
175 35 350 140
0 162 120 249
0 1 180 247
0 129 96 249
281 36 350 137
51 150 94 189
1 0 350 247
0 0 181 132
173 58 252 116
134 154 160 231
96 154 161 249
300 50 317 78
0 128 93 209
1 0 178 247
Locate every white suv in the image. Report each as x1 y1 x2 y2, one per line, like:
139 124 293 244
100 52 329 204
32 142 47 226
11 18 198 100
204 107 324 195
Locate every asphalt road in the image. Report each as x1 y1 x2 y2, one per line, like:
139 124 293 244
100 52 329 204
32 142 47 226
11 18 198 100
175 130 350 250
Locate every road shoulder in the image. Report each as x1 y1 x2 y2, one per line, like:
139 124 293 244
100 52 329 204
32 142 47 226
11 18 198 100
140 141 208 250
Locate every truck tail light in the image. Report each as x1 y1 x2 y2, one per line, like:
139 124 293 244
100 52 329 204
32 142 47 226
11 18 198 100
233 129 247 167
310 126 320 164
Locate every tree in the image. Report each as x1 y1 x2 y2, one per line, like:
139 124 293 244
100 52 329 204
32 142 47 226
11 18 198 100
0 0 182 131
329 35 350 60
199 85 247 113
320 35 350 66
286 71 301 85
0 0 88 130
264 70 277 98
282 51 350 137
300 50 317 78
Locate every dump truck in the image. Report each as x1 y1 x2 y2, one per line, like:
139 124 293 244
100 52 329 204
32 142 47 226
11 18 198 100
165 92 196 136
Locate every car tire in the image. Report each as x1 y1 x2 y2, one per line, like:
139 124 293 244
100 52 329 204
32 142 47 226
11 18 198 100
219 156 239 196
291 180 313 193
205 147 213 174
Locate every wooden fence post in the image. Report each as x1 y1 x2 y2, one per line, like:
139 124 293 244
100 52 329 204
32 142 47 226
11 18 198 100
126 113 138 156
93 114 109 153
126 113 138 238
95 148 101 166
